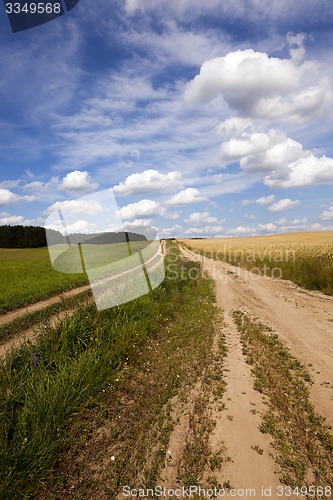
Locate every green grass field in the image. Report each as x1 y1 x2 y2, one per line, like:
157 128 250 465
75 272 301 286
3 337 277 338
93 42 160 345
0 247 88 314
0 241 160 314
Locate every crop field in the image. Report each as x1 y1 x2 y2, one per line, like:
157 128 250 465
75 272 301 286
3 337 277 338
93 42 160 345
179 231 333 295
0 247 88 314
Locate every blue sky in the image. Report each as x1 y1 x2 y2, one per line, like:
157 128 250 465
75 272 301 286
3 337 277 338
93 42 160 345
1 0 333 238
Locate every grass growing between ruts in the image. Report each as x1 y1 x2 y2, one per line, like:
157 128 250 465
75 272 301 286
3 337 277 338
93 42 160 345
0 290 92 345
233 311 333 493
0 243 221 499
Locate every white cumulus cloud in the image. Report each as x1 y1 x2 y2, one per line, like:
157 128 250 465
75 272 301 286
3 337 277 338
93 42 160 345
166 188 206 205
258 223 277 231
268 198 300 212
0 188 35 206
228 225 256 235
287 32 306 63
221 129 308 172
220 127 333 188
59 170 98 192
48 199 103 216
185 211 220 224
0 214 24 225
321 205 333 220
113 169 183 196
122 218 153 229
45 219 99 234
256 195 276 205
252 77 333 122
0 189 19 206
185 49 316 118
116 199 164 219
265 155 333 188
216 117 253 137
184 225 225 235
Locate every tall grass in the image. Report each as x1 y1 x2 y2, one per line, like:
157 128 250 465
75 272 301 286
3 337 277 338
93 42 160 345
0 244 205 499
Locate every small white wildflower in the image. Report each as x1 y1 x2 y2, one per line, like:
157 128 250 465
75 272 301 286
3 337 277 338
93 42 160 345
111 456 115 461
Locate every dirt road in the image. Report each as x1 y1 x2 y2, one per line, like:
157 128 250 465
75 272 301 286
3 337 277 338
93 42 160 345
178 245 333 492
0 242 166 357
0 284 91 328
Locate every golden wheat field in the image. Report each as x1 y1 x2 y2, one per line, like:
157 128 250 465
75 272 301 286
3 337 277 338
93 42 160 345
178 232 333 295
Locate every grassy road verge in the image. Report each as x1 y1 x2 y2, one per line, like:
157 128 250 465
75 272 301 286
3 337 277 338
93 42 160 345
0 242 222 499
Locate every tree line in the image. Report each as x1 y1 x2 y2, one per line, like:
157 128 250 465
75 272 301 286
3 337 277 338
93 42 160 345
0 225 147 248
0 225 48 248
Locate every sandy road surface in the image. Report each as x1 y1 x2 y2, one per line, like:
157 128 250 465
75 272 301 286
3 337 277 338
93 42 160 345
178 244 333 492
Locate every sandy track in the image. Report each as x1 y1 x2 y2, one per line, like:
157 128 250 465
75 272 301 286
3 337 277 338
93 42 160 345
177 245 281 490
0 284 91 328
210 310 281 491
180 246 333 428
0 308 81 358
176 245 333 492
